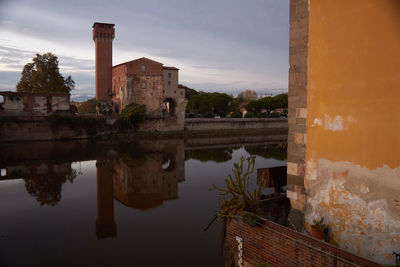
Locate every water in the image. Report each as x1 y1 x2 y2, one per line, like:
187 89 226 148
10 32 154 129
0 139 286 266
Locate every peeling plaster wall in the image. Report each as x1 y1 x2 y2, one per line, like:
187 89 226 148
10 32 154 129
0 92 70 115
305 0 400 264
51 96 70 111
3 96 24 113
32 96 47 114
305 159 400 264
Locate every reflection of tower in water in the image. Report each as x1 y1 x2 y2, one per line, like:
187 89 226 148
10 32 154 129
95 140 185 239
95 159 117 239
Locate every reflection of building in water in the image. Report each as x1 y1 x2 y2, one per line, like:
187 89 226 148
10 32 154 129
2 162 76 206
95 140 185 238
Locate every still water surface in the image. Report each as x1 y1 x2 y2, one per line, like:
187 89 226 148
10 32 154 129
0 139 286 266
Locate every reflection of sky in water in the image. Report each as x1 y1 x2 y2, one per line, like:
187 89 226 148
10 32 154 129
0 144 286 266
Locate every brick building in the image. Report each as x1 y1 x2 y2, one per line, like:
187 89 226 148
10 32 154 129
92 22 185 129
111 57 184 118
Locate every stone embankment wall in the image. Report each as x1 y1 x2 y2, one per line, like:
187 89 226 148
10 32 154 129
0 116 287 142
226 215 378 267
184 118 287 131
0 116 109 142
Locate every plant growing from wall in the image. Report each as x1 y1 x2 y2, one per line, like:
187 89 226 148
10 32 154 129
120 102 147 128
97 101 113 115
230 111 242 118
48 114 106 136
212 156 263 220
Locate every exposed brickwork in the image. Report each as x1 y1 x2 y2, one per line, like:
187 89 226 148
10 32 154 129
287 0 309 217
112 58 164 117
93 23 115 102
226 216 379 267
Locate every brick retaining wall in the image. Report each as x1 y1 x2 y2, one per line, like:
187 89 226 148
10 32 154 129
226 215 378 267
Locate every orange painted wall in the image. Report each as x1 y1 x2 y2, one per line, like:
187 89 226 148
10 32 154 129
306 0 400 169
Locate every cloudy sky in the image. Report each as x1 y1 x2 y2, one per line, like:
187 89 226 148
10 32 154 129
0 0 289 98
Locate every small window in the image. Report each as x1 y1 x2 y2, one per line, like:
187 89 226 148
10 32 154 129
141 82 146 89
168 73 171 78
181 91 183 96
141 65 146 72
174 90 176 94
150 93 153 96
168 81 171 86
0 95 3 103
1 168 6 177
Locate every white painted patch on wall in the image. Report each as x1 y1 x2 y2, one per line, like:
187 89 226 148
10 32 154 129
311 115 355 132
324 114 345 131
236 236 243 267
312 118 323 127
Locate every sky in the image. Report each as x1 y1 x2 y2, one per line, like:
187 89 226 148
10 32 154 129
0 0 289 98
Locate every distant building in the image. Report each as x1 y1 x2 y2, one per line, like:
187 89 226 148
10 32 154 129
111 57 185 119
92 22 185 130
0 91 70 115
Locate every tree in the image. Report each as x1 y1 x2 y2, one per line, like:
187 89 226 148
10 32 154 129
78 98 97 114
186 92 234 116
17 52 75 94
24 167 76 206
184 86 199 100
273 93 288 109
238 89 258 102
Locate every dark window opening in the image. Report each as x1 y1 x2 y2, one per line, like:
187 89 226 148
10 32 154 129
168 81 171 86
168 73 171 78
141 65 146 72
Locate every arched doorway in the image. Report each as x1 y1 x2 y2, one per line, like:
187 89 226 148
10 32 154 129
162 98 176 116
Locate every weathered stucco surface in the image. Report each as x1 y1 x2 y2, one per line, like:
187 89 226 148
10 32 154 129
303 0 400 265
305 158 400 264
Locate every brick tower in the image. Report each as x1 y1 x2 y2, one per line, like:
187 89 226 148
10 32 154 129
92 22 115 112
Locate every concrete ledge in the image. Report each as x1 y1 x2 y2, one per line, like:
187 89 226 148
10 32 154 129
185 118 288 131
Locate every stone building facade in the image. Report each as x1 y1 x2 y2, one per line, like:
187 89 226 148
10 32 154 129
111 57 185 128
93 22 185 130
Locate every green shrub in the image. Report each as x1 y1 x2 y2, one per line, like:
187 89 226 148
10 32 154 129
244 112 254 118
212 156 262 220
256 112 268 118
268 112 280 118
230 111 242 118
203 111 214 118
120 102 147 127
48 114 106 136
